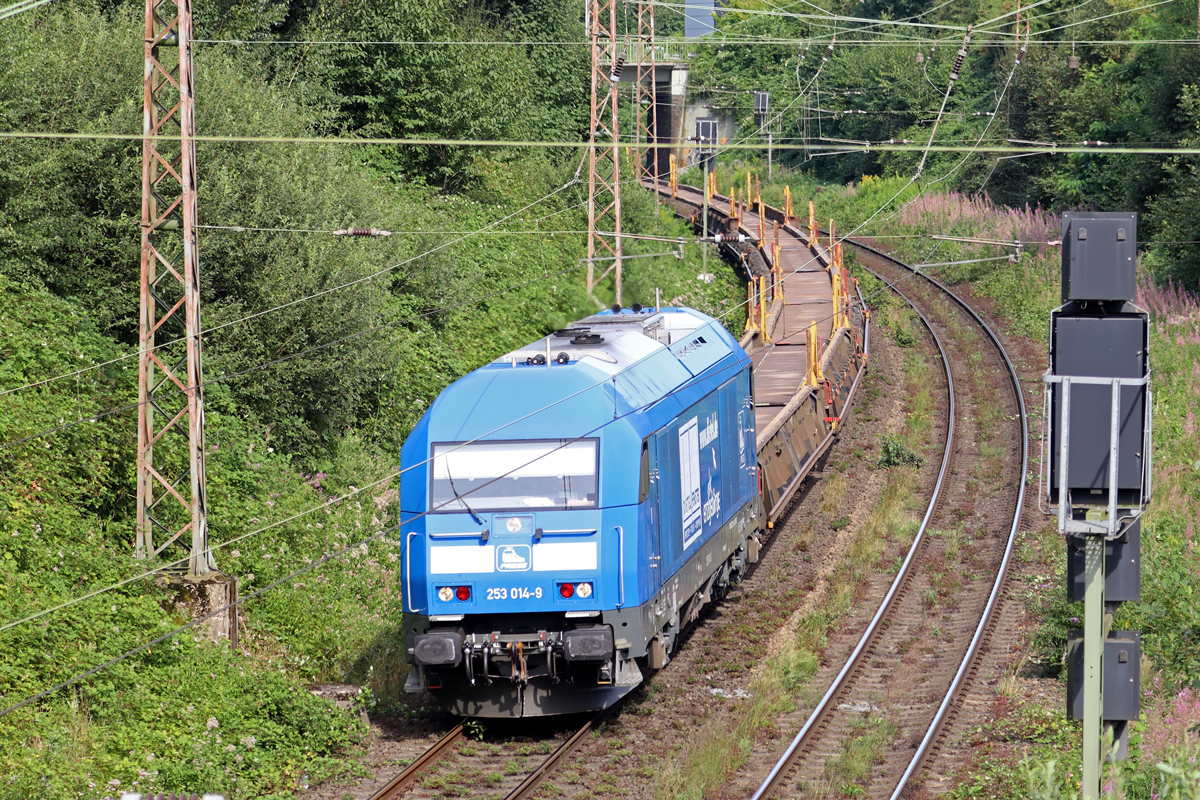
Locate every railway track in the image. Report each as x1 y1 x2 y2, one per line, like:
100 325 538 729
750 237 1029 799
653 181 1027 798
368 715 599 800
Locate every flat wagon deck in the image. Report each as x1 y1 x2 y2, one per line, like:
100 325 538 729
652 180 870 525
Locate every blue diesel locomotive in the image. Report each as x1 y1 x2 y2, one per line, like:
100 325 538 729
400 307 763 717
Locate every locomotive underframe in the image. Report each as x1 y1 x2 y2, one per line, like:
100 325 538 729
404 497 763 717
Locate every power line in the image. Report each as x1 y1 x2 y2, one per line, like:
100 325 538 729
4 130 1197 154
197 224 679 241
648 0 977 32
193 38 590 45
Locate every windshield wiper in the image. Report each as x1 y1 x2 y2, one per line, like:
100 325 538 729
446 464 485 527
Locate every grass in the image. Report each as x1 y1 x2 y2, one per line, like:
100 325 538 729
817 713 900 799
820 473 849 516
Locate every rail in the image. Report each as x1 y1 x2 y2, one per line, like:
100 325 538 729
845 237 1030 800
749 245 957 800
750 230 1028 798
367 714 598 800
504 715 602 800
367 723 464 800
652 176 1028 796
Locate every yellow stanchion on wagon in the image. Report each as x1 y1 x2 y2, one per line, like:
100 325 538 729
744 281 757 335
805 320 823 386
759 276 770 343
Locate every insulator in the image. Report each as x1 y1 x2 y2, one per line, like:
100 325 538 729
1079 140 1108 146
949 49 967 81
332 228 392 237
610 56 626 82
822 41 835 63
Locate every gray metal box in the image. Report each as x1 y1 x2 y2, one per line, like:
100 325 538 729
1067 519 1141 602
1050 313 1148 506
1067 631 1140 721
1061 213 1137 303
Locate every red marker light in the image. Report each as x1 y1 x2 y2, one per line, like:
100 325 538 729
559 583 575 599
456 586 471 601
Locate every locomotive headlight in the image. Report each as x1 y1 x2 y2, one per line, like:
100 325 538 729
437 586 454 602
576 582 593 599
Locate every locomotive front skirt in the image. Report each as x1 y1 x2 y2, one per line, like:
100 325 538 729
400 307 762 717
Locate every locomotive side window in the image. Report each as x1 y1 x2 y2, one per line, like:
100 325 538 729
430 439 598 512
639 442 650 503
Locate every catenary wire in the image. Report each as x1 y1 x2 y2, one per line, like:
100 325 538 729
0 0 51 21
5 130 1196 154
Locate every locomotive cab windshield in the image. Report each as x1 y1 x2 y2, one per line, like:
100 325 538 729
431 439 599 511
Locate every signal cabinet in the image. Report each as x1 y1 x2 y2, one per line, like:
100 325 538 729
1049 313 1148 507
1067 631 1141 721
1061 212 1137 303
1066 519 1140 603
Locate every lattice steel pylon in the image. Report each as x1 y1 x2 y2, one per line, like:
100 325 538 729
633 2 659 188
586 0 623 305
136 0 215 576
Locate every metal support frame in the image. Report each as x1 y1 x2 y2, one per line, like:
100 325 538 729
633 2 658 189
1043 373 1151 538
1045 371 1149 797
586 0 623 305
137 0 214 576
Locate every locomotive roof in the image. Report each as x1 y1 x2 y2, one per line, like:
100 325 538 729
496 306 720 370
422 307 748 443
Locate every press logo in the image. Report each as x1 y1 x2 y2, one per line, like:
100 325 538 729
497 544 531 572
702 476 722 525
